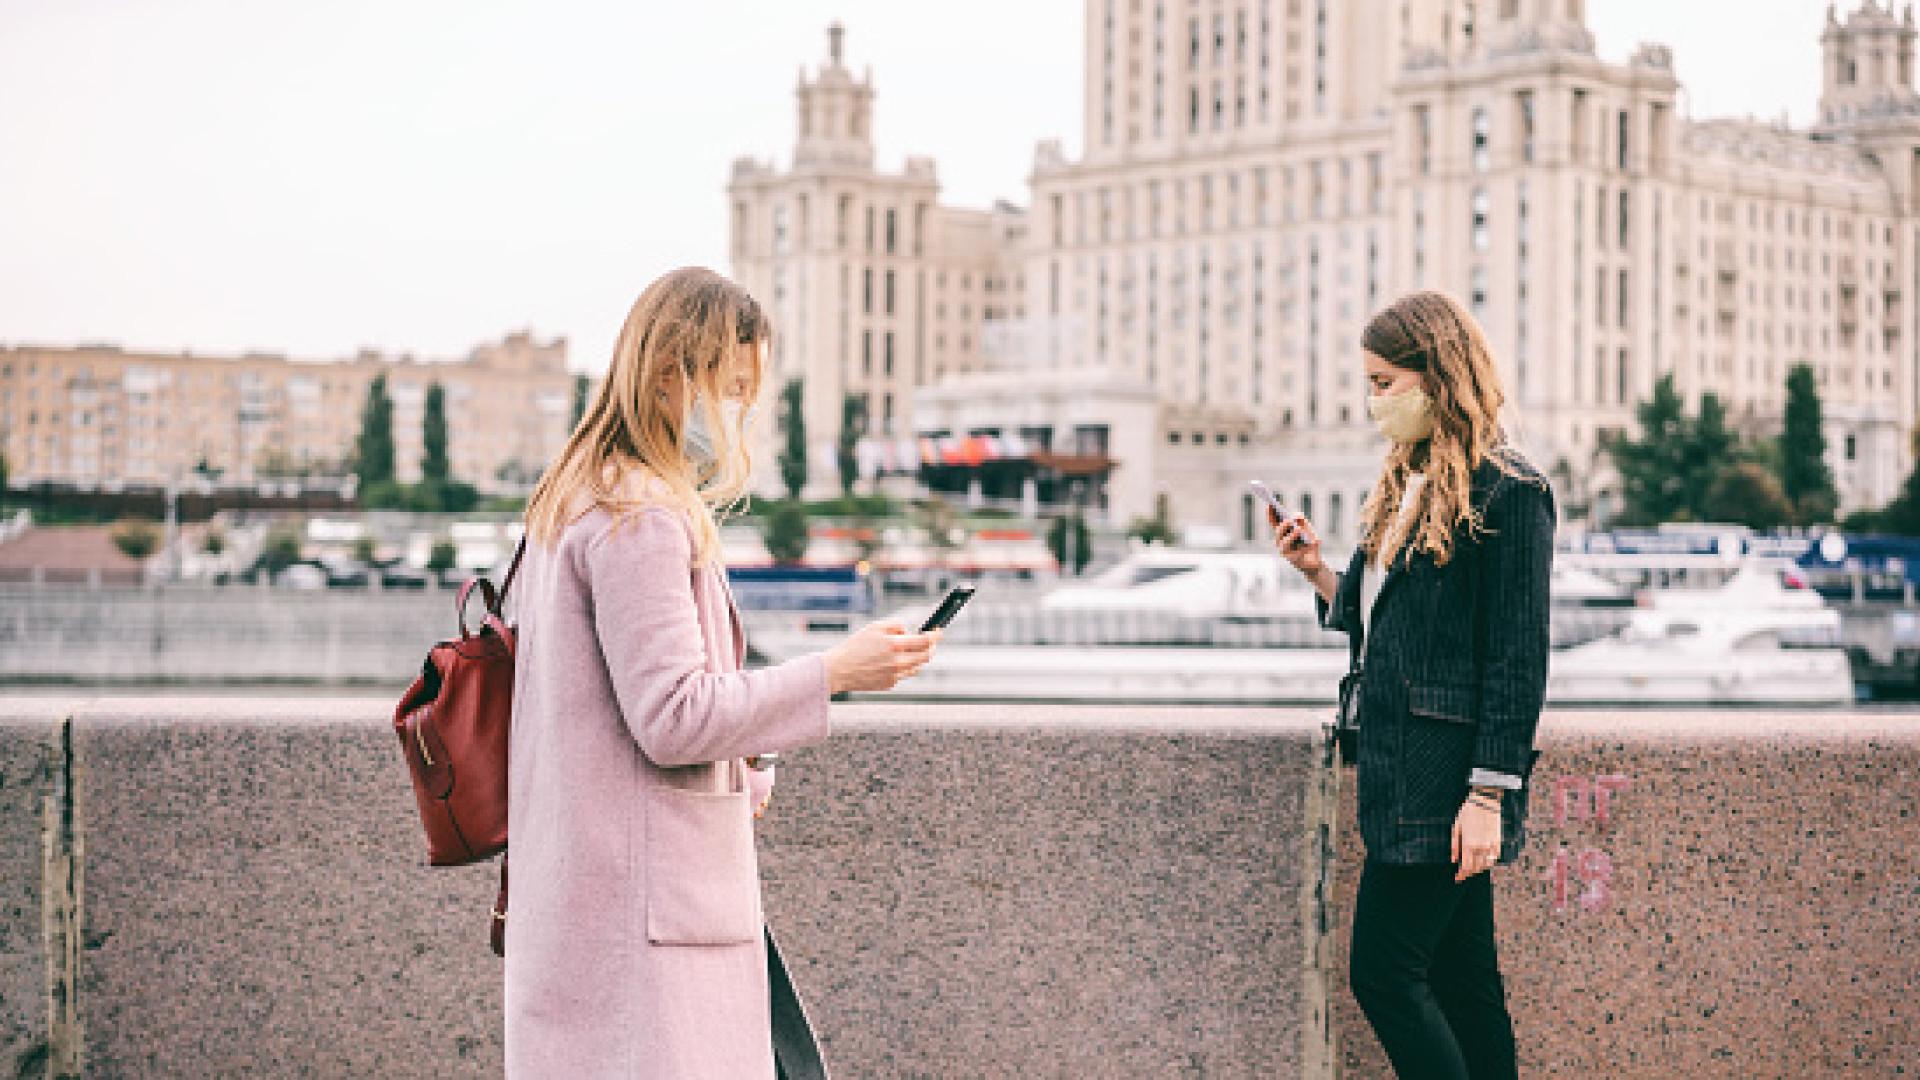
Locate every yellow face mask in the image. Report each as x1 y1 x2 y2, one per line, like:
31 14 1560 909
1366 386 1435 443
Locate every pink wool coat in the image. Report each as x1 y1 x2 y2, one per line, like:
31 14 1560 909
505 496 832 1078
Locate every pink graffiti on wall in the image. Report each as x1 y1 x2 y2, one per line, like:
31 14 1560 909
1545 773 1632 913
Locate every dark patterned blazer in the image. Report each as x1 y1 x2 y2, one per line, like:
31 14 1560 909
1316 452 1556 866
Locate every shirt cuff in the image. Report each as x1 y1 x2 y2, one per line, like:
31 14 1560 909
1468 768 1524 790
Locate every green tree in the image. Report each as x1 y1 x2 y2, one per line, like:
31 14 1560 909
1048 513 1093 575
1701 462 1796 530
352 533 377 564
1127 492 1179 545
421 381 450 490
257 523 304 576
1682 392 1738 514
1 449 11 493
763 500 811 565
201 528 226 556
427 539 458 573
354 373 396 496
110 518 161 561
1780 363 1838 524
571 373 591 429
1604 374 1694 525
837 393 868 498
778 378 808 501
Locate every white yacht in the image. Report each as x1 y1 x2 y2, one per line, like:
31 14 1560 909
1037 546 1317 619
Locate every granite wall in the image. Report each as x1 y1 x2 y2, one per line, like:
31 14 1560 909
1327 712 1920 1078
0 700 1329 1078
0 700 1915 1078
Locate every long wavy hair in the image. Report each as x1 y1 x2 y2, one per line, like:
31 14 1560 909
1356 290 1528 568
524 267 768 566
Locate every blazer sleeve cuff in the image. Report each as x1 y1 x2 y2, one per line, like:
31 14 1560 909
1471 735 1536 780
1315 580 1348 632
1468 767 1524 790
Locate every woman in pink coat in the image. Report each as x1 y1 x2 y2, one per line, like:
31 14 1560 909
508 266 938 1077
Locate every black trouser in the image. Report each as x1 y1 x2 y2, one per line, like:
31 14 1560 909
1349 860 1518 1080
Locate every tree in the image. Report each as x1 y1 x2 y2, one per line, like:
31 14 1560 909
1127 492 1179 546
837 393 868 498
257 524 303 576
201 529 226 556
1682 392 1737 514
1781 363 1838 525
352 533 377 564
110 518 160 561
763 500 811 565
427 539 458 573
353 373 396 495
1048 514 1093 575
1701 462 1796 530
0 450 10 493
410 381 475 513
1604 374 1694 525
778 378 808 500
571 373 591 429
421 381 450 490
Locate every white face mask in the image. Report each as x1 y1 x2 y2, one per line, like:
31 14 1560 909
1367 385 1436 443
684 394 718 474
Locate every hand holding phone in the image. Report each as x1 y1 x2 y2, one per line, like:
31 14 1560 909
1252 479 1324 573
1249 480 1293 525
920 585 975 632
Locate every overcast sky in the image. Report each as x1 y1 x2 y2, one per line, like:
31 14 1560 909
0 0 1850 373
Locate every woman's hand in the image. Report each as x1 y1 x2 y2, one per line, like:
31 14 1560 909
1268 506 1327 577
1452 794 1503 882
822 620 943 694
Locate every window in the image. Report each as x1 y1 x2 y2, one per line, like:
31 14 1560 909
1471 188 1491 252
1472 107 1490 172
1617 109 1630 171
1618 189 1630 250
1517 91 1536 163
1415 105 1433 176
885 208 897 254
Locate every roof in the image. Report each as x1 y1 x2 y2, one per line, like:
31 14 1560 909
0 525 148 583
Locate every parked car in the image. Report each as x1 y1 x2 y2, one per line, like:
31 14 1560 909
317 556 369 589
277 563 328 590
378 562 431 590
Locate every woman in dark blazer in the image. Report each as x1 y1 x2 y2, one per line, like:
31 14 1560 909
1271 291 1555 1080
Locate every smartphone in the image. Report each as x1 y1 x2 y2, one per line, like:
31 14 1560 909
920 585 976 632
1248 480 1293 521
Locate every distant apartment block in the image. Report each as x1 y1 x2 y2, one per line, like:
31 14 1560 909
0 331 575 495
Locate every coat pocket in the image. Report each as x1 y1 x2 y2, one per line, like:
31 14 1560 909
644 786 762 946
1397 680 1477 823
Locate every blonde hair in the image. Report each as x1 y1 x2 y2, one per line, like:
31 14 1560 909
524 266 768 566
1357 290 1527 568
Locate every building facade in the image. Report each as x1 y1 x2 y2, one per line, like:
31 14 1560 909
0 331 575 496
743 3 1920 543
728 25 1028 498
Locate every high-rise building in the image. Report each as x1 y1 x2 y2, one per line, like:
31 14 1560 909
728 25 1027 497
742 2 1920 542
0 331 576 496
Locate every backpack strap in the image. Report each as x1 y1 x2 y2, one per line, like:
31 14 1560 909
489 852 509 958
495 533 528 610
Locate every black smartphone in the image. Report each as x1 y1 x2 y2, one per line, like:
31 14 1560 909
920 585 976 632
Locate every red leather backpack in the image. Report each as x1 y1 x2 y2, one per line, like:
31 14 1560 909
394 534 525 956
